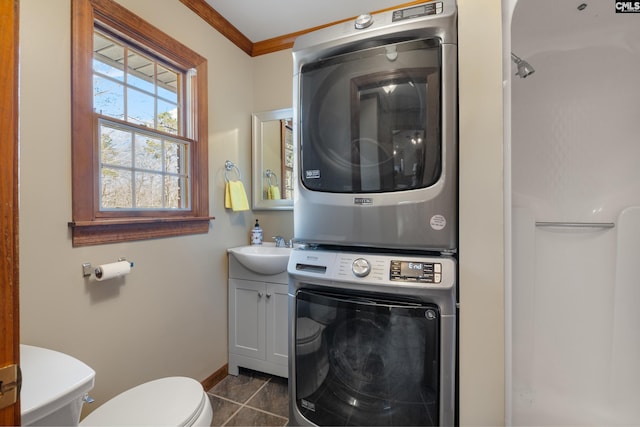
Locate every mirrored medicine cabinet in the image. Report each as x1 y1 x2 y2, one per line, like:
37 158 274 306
251 108 294 210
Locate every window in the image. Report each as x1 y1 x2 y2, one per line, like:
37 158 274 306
70 0 211 246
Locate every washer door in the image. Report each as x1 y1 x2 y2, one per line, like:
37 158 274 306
294 289 440 426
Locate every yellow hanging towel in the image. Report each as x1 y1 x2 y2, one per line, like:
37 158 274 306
226 180 249 211
224 182 232 208
268 185 281 200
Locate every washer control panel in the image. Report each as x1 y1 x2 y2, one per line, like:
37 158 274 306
390 260 442 283
290 248 455 290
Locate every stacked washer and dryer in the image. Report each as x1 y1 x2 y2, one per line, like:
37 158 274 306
288 1 458 426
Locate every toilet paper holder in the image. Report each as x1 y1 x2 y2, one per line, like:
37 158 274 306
82 257 133 278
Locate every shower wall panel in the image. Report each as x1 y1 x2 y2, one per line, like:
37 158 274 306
511 2 640 424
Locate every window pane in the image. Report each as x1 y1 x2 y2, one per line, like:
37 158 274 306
127 88 155 127
99 120 190 210
135 172 163 208
157 64 178 103
158 85 177 103
164 176 186 208
101 167 132 208
158 100 179 134
93 59 124 80
100 125 132 167
93 32 124 81
93 30 184 136
127 51 155 93
135 134 162 172
94 75 124 119
165 140 187 174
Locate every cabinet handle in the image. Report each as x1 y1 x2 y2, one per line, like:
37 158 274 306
258 292 264 298
266 293 272 298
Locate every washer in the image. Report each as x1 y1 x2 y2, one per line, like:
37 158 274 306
288 247 456 426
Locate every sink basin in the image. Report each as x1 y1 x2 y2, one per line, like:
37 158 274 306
228 245 291 275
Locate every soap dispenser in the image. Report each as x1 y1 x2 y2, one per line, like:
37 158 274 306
251 219 263 245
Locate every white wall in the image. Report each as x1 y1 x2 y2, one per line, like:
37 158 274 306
250 49 295 238
458 0 505 424
18 0 292 416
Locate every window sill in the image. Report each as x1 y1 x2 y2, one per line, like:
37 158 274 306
68 216 215 246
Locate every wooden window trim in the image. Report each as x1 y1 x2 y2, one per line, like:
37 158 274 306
70 0 213 246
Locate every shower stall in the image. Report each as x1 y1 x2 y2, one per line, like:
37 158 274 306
507 0 640 424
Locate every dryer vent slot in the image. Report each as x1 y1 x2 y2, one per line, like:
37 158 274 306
295 264 327 274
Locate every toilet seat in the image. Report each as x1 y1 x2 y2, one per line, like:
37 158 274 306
79 377 211 427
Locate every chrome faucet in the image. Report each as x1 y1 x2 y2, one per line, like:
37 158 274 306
273 236 294 248
273 236 286 247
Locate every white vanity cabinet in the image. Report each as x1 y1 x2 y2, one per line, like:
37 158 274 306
228 254 288 378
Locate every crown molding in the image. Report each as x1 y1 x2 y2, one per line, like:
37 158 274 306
180 0 435 57
179 0 253 55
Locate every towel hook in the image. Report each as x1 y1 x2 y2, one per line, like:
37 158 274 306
224 160 242 181
265 169 278 186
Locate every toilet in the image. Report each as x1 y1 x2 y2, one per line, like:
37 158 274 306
20 344 95 426
20 345 213 426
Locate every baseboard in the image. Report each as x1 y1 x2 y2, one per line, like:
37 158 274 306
201 363 228 391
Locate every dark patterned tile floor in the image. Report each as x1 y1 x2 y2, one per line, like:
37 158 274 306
206 368 289 426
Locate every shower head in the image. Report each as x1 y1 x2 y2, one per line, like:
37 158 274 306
511 52 535 78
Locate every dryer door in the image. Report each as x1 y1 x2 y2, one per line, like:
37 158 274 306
299 38 442 194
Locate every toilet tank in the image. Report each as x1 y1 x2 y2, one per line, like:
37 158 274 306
20 344 96 426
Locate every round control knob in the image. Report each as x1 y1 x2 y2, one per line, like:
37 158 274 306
352 258 371 277
354 14 373 30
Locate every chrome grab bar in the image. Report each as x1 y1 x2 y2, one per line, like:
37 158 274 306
535 221 615 229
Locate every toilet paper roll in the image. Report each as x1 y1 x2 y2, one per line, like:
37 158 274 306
95 261 131 281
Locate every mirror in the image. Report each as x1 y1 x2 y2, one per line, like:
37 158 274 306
252 108 294 210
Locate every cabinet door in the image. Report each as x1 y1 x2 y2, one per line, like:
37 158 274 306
229 279 266 359
265 283 289 366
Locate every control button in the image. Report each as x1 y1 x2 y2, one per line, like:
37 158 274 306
352 258 371 277
355 14 374 29
434 273 441 283
434 263 442 273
